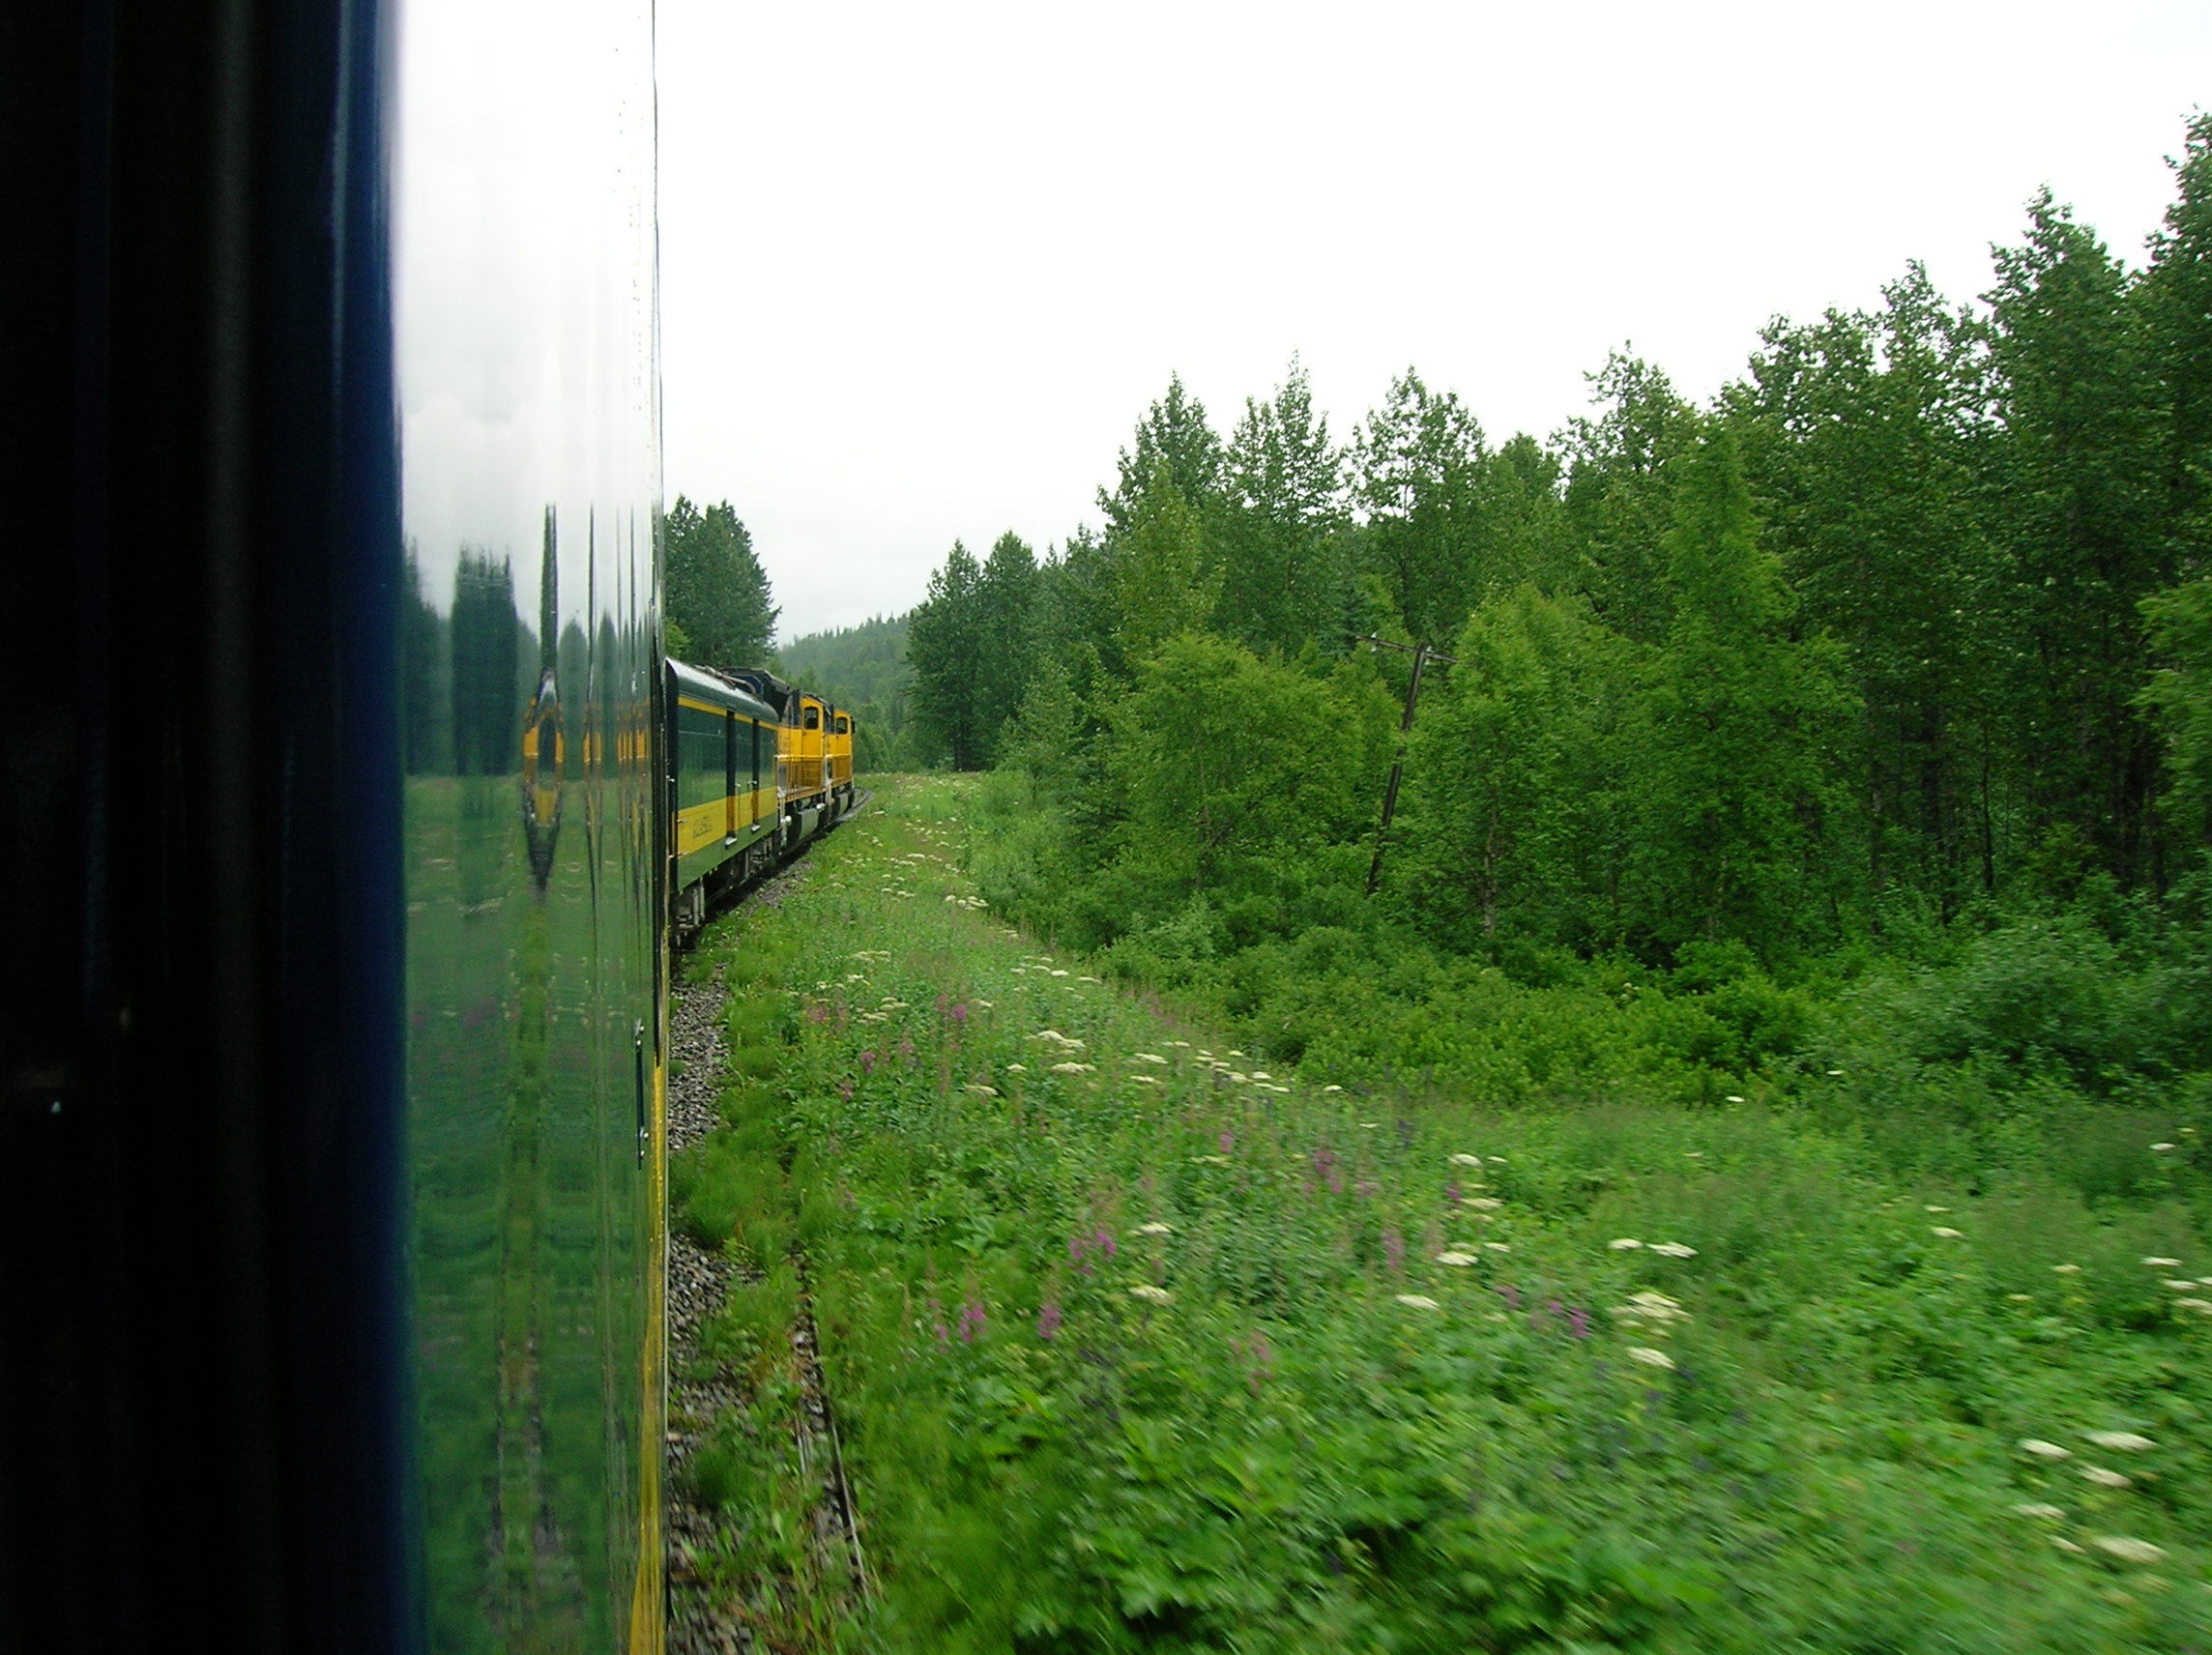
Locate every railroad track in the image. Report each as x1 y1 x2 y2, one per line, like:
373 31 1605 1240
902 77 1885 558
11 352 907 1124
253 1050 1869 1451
665 799 871 1652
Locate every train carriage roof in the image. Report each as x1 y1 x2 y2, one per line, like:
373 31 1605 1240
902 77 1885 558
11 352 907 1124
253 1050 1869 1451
668 657 780 723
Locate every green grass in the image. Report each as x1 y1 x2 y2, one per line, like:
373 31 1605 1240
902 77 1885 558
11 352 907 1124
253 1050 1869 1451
684 775 2212 1653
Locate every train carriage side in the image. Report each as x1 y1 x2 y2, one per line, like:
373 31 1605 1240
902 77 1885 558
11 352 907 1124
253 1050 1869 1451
667 660 781 935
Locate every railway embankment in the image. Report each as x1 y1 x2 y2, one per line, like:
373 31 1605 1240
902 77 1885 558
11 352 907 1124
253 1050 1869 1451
670 774 2212 1654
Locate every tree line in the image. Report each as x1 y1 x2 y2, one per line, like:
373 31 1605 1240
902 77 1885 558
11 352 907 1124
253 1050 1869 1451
906 116 2212 968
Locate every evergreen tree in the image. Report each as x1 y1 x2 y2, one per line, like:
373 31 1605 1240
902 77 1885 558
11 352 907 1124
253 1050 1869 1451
975 531 1040 761
1105 465 1220 667
2142 112 2212 576
907 539 987 768
665 495 778 669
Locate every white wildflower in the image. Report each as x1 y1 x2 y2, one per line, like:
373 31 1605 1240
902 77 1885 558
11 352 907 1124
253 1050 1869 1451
1251 1071 1271 1081
2052 1263 2082 1274
1925 1205 1951 1213
1228 1049 1246 1058
2172 1297 2212 1312
1135 1222 1174 1235
1129 1074 1160 1086
1931 1226 1965 1238
1483 1242 1511 1253
1649 1242 1699 1258
2151 1143 2176 1151
2011 1503 2066 1519
1261 1084 1292 1092
1048 1061 1096 1074
1167 1039 1190 1047
1609 1238 1644 1251
1131 1053 1168 1064
1050 970 1069 978
2020 1439 2073 1461
2052 1535 2084 1553
1005 1062 1026 1073
1192 1154 1229 1165
1227 1071 1249 1083
975 999 994 1008
1435 1251 1479 1267
964 1084 1000 1097
1626 1347 1675 1370
1322 1084 1344 1092
1465 1197 1504 1210
1487 1156 1507 1164
2091 1536 2166 1564
1127 1285 1173 1304
2142 1257 2183 1268
1076 974 1101 983
1725 1094 1746 1104
1450 1153 1483 1166
2165 1280 2197 1291
2084 1432 2155 1452
1826 1068 1845 1076
2079 1466 2132 1489
1395 1293 1441 1311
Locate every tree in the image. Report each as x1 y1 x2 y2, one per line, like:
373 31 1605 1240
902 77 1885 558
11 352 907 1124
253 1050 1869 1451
1633 427 1856 954
1105 465 1220 668
1562 352 1701 645
1220 356 1348 653
1353 369 1489 646
1986 189 2165 888
665 496 777 669
907 540 987 769
1728 265 2001 908
2143 112 2212 578
1096 373 1227 539
975 531 1040 761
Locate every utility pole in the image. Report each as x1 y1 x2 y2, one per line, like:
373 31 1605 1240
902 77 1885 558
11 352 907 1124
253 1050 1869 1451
1358 634 1457 894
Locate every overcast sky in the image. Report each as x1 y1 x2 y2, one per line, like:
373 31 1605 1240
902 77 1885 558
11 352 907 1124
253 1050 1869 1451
658 0 2211 642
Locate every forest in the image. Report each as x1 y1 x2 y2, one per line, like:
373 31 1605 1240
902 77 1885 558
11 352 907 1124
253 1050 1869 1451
662 120 2212 1652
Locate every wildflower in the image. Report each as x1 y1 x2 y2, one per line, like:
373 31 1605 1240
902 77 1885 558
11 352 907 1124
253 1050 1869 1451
1049 1061 1095 1074
1006 1062 1026 1073
1626 1347 1675 1370
2012 1503 2065 1519
1251 1071 1272 1081
2172 1297 2212 1312
1466 1197 1504 1210
949 1002 969 1024
1436 1251 1478 1266
1131 1053 1167 1064
2142 1257 2183 1268
1228 1049 1246 1058
1568 1305 1591 1337
1128 1284 1173 1304
1130 1074 1160 1086
1193 1154 1230 1165
1826 1068 1845 1076
1451 1152 1482 1166
2152 1143 2176 1151
1931 1227 1965 1238
2084 1432 2155 1452
1395 1294 1441 1311
859 1050 878 1075
1076 974 1101 984
1094 1228 1117 1258
1725 1094 1746 1103
1683 1150 1703 1158
2020 1439 2073 1461
1218 1130 1235 1154
2165 1280 2197 1291
2092 1536 2166 1564
1649 1242 1699 1258
975 999 994 1008
2051 1535 2084 1553
1035 1301 1062 1340
1228 1071 1249 1083
1050 970 1069 978
1487 1155 1507 1164
964 1084 999 1097
958 1298 987 1343
1610 1238 1644 1251
1167 1039 1190 1047
1322 1084 1344 1092
2079 1466 2132 1489
2052 1263 2081 1274
1925 1205 1950 1213
1383 1228 1406 1272
1360 1119 1380 1128
1483 1242 1511 1253
1136 1222 1173 1235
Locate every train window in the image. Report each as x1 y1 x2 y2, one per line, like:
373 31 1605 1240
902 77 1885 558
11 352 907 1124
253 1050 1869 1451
834 714 849 735
724 712 738 796
749 718 761 787
803 706 820 730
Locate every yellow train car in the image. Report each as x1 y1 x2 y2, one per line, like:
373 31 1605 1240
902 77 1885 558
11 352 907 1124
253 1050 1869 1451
666 658 783 934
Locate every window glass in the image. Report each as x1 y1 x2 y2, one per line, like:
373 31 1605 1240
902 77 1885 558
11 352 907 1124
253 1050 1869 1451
803 706 820 730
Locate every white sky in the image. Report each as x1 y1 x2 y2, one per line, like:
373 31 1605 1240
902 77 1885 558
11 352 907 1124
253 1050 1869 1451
658 0 2212 642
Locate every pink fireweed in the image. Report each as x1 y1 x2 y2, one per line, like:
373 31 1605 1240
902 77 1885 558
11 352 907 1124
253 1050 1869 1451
958 1298 986 1343
1035 1301 1062 1341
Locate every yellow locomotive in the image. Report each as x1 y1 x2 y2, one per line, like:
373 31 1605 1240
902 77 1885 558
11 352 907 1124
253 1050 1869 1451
667 659 857 938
